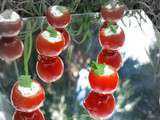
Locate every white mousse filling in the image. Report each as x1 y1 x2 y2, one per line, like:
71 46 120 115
105 4 112 9
42 30 62 43
105 4 120 9
103 66 114 76
104 26 121 36
0 10 20 22
51 5 64 17
18 82 40 97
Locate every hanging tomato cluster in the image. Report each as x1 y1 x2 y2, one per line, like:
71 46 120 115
0 10 46 120
84 1 125 119
36 5 71 83
0 10 24 63
0 5 71 120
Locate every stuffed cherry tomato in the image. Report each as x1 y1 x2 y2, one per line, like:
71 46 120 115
83 91 115 119
99 22 125 50
89 62 119 94
101 2 125 22
11 80 45 112
13 109 45 120
46 5 71 28
0 36 24 62
97 49 122 70
36 27 65 57
36 56 64 83
0 10 23 37
56 28 70 50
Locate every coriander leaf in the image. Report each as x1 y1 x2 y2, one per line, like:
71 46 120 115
108 22 118 33
90 61 105 75
47 26 58 37
56 6 66 13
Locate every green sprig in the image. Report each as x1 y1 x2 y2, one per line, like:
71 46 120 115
20 21 33 88
90 61 105 75
56 6 66 13
47 26 58 37
19 75 32 88
108 22 118 33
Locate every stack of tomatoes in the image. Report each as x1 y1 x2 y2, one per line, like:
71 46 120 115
84 1 125 119
36 5 71 83
0 10 47 119
0 10 24 63
11 78 46 120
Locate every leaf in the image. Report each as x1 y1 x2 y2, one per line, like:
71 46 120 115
90 61 105 75
47 26 58 37
108 21 118 33
56 6 66 13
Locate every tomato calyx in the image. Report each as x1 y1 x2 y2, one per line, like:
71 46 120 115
47 26 58 37
19 75 32 88
90 61 105 75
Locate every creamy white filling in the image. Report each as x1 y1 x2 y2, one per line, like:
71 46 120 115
42 30 62 43
0 10 20 22
104 26 121 36
103 66 114 76
105 4 112 9
51 5 64 17
18 82 40 97
105 4 120 9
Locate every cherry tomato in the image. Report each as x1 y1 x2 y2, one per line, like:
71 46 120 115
46 5 71 28
11 80 45 112
13 109 45 120
56 28 70 50
99 23 125 50
0 10 23 37
36 30 65 57
97 49 122 70
101 2 125 22
36 56 64 83
83 91 115 119
89 64 119 94
0 37 24 62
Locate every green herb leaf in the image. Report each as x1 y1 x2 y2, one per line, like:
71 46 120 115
56 6 66 13
19 75 32 88
108 22 118 33
90 61 105 75
47 26 58 37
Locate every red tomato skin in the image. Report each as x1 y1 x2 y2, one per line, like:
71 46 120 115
46 7 71 28
36 32 65 57
13 109 45 120
89 66 119 94
56 28 70 50
101 4 125 22
99 23 125 50
97 49 122 70
11 80 45 112
36 56 64 83
0 37 24 62
0 18 23 37
83 91 115 119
